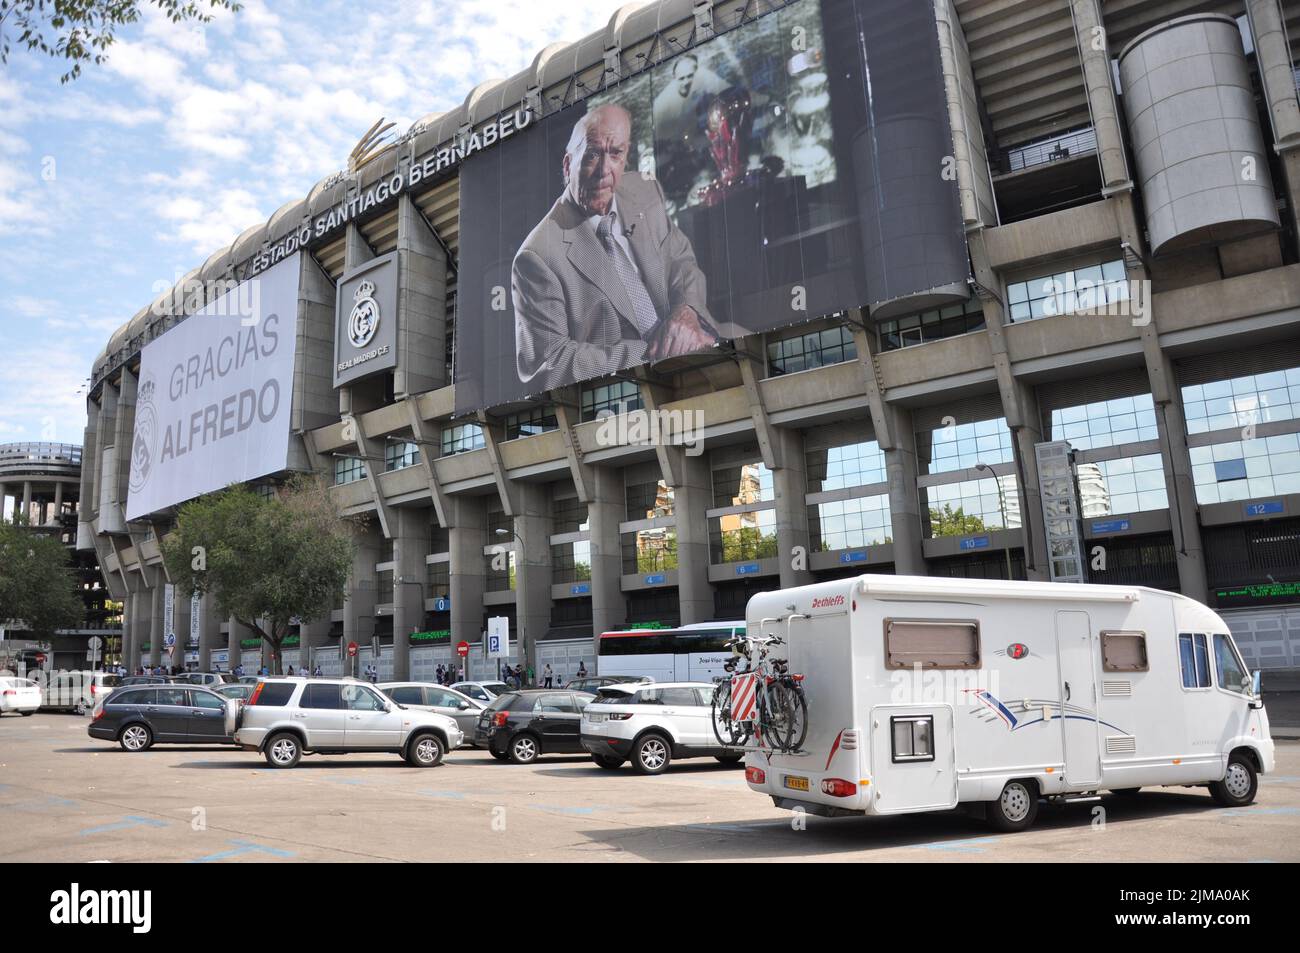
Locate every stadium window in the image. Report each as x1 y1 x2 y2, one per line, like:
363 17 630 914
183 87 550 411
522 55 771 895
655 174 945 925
384 440 419 471
504 406 558 441
1006 259 1128 323
334 456 366 486
441 423 485 455
581 380 642 421
767 323 857 374
878 299 985 351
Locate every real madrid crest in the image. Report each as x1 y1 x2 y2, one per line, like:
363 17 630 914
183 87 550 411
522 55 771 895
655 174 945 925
348 279 380 348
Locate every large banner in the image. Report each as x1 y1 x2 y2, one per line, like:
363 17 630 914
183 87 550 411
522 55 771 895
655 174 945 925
455 0 968 413
126 254 301 520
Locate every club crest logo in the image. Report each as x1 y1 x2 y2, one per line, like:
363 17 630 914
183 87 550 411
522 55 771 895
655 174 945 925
347 279 380 348
129 376 158 493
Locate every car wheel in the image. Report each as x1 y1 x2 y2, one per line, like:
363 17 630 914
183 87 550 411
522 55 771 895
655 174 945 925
489 747 510 761
508 734 539 764
265 732 302 769
592 754 624 770
715 752 744 765
119 724 152 752
407 732 444 768
633 734 671 775
20 711 34 717
987 779 1039 832
74 701 87 717
1209 755 1258 807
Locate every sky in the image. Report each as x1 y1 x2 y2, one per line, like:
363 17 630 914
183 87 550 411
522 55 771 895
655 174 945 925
0 0 632 447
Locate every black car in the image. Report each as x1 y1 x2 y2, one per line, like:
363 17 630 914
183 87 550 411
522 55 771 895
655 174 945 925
474 689 596 764
87 685 237 751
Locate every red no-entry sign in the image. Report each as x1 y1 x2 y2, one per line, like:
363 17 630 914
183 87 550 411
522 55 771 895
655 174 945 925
346 641 359 658
456 641 470 658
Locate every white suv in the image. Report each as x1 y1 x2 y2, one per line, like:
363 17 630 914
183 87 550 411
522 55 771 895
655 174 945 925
580 682 745 775
233 677 463 768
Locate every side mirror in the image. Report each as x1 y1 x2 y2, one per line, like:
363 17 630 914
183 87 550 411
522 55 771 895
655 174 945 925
1251 670 1262 697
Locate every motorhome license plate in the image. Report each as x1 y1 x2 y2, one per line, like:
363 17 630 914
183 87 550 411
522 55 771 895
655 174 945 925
783 775 810 792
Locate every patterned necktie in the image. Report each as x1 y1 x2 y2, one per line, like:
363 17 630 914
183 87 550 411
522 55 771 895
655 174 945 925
597 213 660 337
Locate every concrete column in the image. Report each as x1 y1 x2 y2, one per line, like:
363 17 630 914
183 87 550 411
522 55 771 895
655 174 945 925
1069 0 1133 193
392 505 429 681
395 193 448 396
448 495 486 650
671 451 714 624
171 588 191 671
0 482 7 521
339 223 375 418
300 618 333 674
122 591 138 672
344 522 382 662
1247 0 1300 238
148 576 164 671
294 253 340 435
588 467 626 637
772 428 814 588
53 481 64 522
21 482 31 524
197 592 220 672
884 405 926 575
514 484 554 673
1007 380 1050 581
1148 355 1208 602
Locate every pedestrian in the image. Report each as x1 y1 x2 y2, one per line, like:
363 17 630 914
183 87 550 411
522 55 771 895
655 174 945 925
577 660 588 678
287 665 295 676
543 663 553 688
527 664 535 688
313 664 322 677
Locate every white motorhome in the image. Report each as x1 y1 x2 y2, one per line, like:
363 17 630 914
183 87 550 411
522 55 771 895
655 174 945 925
741 575 1273 831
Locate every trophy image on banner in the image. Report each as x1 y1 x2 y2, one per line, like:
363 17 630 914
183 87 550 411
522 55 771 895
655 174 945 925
698 87 755 206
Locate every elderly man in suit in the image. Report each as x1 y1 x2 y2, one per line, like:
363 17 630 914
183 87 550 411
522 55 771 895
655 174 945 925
512 103 718 392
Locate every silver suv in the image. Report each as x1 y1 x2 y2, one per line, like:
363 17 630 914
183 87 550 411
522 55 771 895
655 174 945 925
233 677 463 769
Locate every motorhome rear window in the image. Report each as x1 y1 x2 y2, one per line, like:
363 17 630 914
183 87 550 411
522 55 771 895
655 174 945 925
883 620 980 669
1101 631 1148 672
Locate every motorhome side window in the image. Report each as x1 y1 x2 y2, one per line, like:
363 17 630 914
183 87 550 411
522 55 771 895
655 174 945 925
1178 633 1211 689
883 619 979 670
891 716 934 763
1101 631 1148 672
1213 634 1248 695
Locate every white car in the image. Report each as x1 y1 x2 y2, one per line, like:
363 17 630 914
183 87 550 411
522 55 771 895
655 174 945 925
41 671 120 716
580 681 745 774
233 677 464 768
451 680 510 703
0 677 43 715
378 682 484 743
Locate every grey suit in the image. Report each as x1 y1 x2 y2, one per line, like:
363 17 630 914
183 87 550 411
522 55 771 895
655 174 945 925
512 172 713 392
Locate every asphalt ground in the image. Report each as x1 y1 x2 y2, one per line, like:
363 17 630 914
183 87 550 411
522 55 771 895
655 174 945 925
2 711 1298 862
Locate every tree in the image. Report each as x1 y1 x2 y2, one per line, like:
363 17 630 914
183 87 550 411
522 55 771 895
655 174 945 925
0 0 240 82
162 476 356 674
928 504 990 538
0 516 83 636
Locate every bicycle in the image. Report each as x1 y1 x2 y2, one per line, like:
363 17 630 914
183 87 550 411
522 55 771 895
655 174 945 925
711 635 808 753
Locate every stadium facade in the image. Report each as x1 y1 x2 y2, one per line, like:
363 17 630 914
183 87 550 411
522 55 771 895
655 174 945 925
83 0 1300 680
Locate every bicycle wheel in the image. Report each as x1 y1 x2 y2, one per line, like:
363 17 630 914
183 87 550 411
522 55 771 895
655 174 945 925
765 680 809 753
711 679 750 747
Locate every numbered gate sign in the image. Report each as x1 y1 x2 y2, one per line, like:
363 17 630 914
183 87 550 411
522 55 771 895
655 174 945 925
730 673 759 723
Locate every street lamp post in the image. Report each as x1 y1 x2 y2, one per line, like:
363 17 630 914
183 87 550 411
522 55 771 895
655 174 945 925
975 463 1014 580
396 576 427 679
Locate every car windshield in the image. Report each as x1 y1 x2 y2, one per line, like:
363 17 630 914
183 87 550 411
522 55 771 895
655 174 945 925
595 688 635 704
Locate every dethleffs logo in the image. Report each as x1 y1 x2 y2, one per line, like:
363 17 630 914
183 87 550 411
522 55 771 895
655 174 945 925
49 883 151 933
347 279 380 348
811 595 846 609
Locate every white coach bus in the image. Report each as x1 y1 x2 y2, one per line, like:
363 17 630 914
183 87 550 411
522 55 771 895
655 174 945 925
597 621 745 684
740 575 1274 831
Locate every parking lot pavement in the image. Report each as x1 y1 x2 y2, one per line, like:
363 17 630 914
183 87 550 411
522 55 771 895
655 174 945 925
2 712 1299 863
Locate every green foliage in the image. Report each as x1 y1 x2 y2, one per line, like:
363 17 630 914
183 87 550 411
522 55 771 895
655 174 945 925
0 0 240 82
928 504 990 538
719 526 779 563
0 517 83 635
162 476 355 673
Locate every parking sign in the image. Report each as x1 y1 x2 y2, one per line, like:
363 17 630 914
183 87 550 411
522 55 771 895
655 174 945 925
487 616 509 658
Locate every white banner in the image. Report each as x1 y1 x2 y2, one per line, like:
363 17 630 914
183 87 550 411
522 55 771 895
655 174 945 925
126 254 301 519
190 592 201 643
164 584 175 641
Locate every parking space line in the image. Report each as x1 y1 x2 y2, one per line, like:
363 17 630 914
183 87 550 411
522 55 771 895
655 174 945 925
911 836 1002 853
191 839 295 863
78 815 169 836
